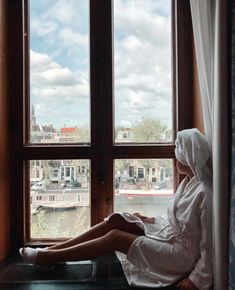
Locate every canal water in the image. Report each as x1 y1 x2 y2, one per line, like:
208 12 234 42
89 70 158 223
31 195 173 239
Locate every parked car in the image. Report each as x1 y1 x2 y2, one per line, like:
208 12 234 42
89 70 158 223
72 181 81 187
31 181 46 191
153 181 166 190
60 181 81 188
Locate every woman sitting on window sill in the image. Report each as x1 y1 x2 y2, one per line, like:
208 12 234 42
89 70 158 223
20 128 213 290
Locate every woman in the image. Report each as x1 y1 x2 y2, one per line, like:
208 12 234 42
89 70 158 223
20 128 213 290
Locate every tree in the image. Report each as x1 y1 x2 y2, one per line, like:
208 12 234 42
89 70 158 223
132 117 167 143
138 159 155 189
131 118 169 189
78 125 89 143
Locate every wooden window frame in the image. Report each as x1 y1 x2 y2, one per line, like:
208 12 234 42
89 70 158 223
8 0 193 248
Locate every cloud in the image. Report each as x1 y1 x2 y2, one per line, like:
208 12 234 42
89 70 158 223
32 67 78 86
30 50 89 127
30 50 84 86
57 28 88 50
30 0 173 129
30 0 89 55
30 14 58 37
113 0 172 127
45 0 77 24
114 0 171 47
30 50 58 71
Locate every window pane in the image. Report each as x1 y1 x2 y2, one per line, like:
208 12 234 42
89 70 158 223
114 159 173 216
114 0 172 144
29 0 90 144
30 160 90 238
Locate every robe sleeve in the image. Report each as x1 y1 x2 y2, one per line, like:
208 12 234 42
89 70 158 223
154 215 168 227
188 195 213 290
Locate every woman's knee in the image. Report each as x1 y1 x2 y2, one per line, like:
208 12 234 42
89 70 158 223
106 213 125 228
104 229 137 253
104 229 123 249
105 229 134 245
106 229 122 238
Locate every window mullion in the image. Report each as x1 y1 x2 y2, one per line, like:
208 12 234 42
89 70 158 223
90 0 113 223
175 0 193 131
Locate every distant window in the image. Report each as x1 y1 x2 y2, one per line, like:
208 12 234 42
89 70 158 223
123 132 128 139
129 166 134 177
138 168 144 179
66 167 70 177
49 195 55 202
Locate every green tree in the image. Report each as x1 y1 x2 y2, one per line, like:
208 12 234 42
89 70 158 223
131 117 167 189
132 117 167 143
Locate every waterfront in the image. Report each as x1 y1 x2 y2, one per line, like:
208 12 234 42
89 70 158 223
31 194 173 239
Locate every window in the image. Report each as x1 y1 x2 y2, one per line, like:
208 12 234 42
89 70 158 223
129 166 134 178
9 0 193 244
138 168 144 179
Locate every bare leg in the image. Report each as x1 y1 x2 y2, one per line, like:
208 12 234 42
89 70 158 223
37 229 138 269
49 213 143 250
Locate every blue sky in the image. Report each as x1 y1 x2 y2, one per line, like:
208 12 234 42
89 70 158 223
30 0 172 130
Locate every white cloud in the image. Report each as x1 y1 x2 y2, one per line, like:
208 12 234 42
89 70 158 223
113 0 172 127
45 0 76 24
30 0 173 128
30 50 89 127
30 0 89 54
30 50 82 86
57 28 88 50
33 67 78 86
114 0 171 47
31 15 58 37
30 50 59 71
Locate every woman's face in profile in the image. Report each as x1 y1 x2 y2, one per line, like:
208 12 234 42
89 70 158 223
176 160 193 177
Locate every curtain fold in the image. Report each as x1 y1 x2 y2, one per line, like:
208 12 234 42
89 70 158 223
189 0 229 289
189 0 214 150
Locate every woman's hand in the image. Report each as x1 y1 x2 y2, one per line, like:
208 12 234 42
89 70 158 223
133 213 155 224
177 278 198 290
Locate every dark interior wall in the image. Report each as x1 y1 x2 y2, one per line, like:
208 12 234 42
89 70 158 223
0 0 10 260
229 0 235 287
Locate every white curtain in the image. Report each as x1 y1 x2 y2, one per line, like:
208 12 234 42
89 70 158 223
190 0 229 289
189 0 215 150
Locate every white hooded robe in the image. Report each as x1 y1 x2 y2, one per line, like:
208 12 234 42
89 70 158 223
108 129 213 290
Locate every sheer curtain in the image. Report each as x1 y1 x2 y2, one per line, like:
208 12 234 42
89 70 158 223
190 0 229 289
190 0 214 150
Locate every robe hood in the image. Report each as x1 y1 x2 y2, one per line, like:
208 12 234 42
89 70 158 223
175 128 211 182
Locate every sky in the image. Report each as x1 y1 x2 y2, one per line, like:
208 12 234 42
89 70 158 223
30 0 172 130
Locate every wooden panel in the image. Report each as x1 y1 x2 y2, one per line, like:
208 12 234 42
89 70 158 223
0 0 10 260
8 0 24 251
175 0 194 131
90 0 113 222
